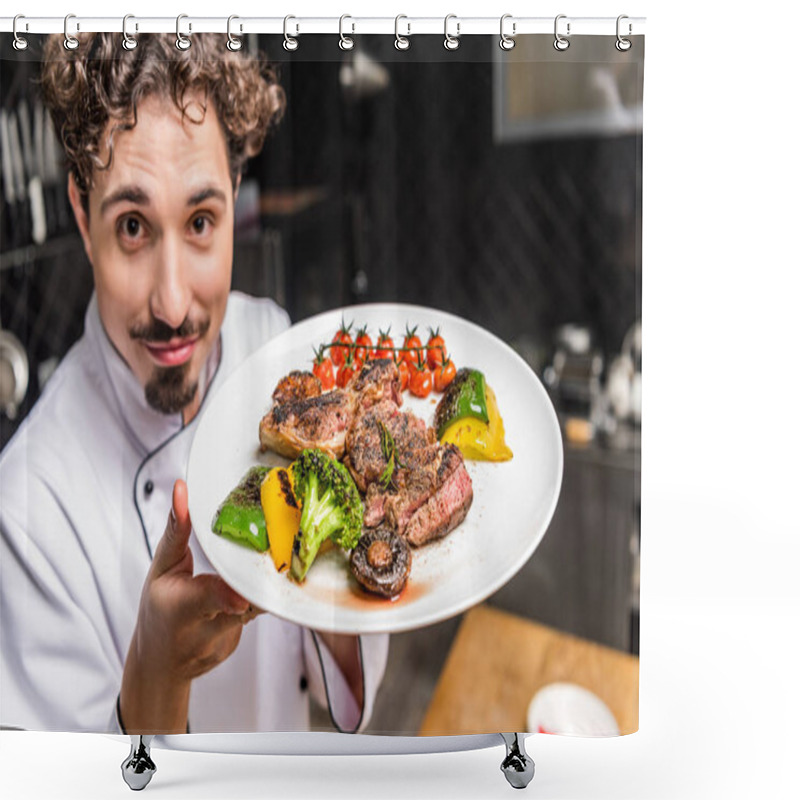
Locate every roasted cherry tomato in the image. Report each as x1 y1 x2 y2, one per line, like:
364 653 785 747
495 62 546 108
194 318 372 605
331 319 353 367
397 359 410 392
426 327 447 370
336 353 357 388
402 324 422 366
354 326 372 364
312 345 335 391
374 327 394 360
433 357 456 393
409 356 433 398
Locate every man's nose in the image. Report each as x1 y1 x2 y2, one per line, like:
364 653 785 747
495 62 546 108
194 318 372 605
150 234 191 331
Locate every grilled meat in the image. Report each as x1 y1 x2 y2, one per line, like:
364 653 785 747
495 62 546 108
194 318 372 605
259 390 357 459
260 355 473 548
379 443 471 544
350 358 402 409
271 370 321 406
344 400 435 493
402 444 473 546
260 359 403 461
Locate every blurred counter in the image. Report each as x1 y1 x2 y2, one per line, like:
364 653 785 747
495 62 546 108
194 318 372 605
419 605 639 736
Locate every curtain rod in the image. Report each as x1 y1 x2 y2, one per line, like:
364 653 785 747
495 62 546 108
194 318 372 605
1 16 646 37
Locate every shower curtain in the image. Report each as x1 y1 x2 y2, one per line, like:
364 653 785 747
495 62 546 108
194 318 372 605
0 15 643 754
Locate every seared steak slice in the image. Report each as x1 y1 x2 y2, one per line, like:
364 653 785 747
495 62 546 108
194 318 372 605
363 441 473 547
350 359 402 409
259 390 357 459
345 400 435 493
271 370 321 406
403 445 473 546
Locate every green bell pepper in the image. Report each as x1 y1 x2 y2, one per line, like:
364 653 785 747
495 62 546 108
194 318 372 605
434 368 490 440
212 465 270 552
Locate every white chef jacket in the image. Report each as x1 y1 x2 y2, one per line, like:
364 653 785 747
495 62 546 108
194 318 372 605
0 290 388 734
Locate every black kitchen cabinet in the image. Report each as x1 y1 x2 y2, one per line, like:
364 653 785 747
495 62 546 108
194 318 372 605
489 440 640 652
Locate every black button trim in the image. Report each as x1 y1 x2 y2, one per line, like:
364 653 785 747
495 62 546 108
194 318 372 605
144 480 154 496
299 675 308 692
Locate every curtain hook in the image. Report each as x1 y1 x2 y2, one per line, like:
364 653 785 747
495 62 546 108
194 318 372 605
283 15 299 51
554 14 570 51
395 15 411 51
122 15 138 51
616 15 632 51
176 14 191 51
339 15 355 50
227 15 242 51
499 14 516 51
444 14 460 51
64 13 79 51
12 15 29 51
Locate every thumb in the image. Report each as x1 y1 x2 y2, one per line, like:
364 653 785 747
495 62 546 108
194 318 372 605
152 479 193 577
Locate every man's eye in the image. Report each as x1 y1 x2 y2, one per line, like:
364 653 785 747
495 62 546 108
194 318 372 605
120 216 142 238
191 215 211 234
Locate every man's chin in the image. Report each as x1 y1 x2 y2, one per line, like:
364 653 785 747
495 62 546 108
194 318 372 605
144 364 198 415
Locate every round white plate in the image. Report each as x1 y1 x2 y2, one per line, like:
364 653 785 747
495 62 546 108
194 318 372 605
187 303 563 634
527 683 620 737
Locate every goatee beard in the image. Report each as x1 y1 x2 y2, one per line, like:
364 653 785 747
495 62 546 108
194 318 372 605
131 316 210 415
144 362 199 415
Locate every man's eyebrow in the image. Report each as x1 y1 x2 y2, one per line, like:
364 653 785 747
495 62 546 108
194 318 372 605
187 186 227 207
100 186 150 216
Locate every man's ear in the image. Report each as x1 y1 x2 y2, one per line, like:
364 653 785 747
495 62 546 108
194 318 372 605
67 172 94 266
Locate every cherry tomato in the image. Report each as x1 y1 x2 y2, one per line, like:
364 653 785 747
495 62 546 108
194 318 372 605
312 345 335 391
397 360 410 392
354 327 372 364
331 320 353 367
402 324 422 366
426 327 447 370
433 358 456 393
374 327 394 360
409 357 433 398
336 353 357 388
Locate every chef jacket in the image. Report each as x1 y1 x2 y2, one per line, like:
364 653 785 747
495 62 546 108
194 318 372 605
0 291 388 734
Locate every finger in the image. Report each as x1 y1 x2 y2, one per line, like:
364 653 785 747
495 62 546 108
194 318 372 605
182 573 251 619
152 480 193 578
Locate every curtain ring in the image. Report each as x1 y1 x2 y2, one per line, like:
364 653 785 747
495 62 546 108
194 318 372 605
499 14 516 51
444 14 460 51
122 15 138 51
395 15 411 51
553 14 570 51
12 15 28 51
616 14 632 51
339 15 355 50
176 14 191 51
283 16 299 51
64 13 79 51
227 15 242 51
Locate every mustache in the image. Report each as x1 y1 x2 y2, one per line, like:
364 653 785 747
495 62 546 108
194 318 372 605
129 316 211 343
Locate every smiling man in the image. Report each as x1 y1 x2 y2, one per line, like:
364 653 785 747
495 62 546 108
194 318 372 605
74 92 232 424
0 33 387 749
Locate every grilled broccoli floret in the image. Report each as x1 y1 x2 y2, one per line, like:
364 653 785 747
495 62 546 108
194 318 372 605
289 449 364 581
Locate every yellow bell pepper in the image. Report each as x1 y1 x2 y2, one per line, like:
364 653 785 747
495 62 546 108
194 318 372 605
440 384 513 462
261 467 301 573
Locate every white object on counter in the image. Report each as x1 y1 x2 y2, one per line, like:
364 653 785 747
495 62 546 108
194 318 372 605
527 682 619 737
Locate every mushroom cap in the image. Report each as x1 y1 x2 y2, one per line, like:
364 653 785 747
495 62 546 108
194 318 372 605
350 526 411 598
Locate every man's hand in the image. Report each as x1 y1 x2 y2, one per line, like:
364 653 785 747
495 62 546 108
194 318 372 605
120 479 259 734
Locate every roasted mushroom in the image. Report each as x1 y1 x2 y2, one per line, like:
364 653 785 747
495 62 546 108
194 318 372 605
350 526 411 598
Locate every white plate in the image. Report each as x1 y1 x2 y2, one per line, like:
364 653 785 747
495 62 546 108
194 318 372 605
187 303 563 634
526 683 620 737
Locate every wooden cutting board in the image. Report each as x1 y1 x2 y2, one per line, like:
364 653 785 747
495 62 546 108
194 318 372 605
419 604 639 736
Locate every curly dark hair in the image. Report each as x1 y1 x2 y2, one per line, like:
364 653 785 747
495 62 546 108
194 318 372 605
39 33 286 202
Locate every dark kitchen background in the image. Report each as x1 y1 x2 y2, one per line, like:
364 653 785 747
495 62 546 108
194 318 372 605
1 34 642 735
